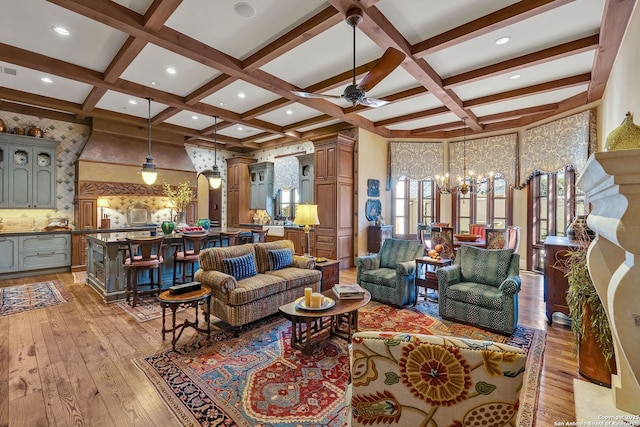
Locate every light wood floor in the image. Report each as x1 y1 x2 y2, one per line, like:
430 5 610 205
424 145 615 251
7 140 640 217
0 268 579 426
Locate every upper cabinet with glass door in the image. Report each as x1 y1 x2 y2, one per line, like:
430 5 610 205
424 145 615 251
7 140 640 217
0 133 59 209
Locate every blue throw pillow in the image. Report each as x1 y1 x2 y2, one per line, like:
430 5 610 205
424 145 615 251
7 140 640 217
268 248 293 271
223 253 257 280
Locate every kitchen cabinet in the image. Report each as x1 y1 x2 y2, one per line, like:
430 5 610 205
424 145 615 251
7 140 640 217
1 133 59 209
20 233 70 270
72 197 97 270
367 225 393 253
284 227 311 255
248 162 274 214
0 236 19 273
226 157 255 228
313 134 355 267
297 153 314 204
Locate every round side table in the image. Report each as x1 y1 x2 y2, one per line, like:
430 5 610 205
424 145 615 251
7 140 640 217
158 285 211 350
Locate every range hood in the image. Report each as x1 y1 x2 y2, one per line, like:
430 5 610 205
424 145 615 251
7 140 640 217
79 131 195 172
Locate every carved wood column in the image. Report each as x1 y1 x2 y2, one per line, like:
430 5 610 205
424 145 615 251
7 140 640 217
577 149 640 415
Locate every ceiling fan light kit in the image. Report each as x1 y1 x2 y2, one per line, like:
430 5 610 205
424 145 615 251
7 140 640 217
292 7 404 108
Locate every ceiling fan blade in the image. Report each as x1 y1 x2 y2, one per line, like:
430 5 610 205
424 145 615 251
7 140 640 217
360 97 390 108
291 90 343 100
357 47 405 92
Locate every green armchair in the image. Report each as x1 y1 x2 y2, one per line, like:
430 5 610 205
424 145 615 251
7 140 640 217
355 238 424 307
436 245 521 335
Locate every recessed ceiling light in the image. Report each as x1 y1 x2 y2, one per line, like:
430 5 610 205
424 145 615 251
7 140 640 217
219 102 227 106
165 67 176 74
495 36 510 45
192 115 198 120
41 77 53 84
237 126 243 131
129 99 138 105
52 26 69 36
510 74 521 80
286 109 293 115
234 2 256 18
150 81 159 86
237 92 246 99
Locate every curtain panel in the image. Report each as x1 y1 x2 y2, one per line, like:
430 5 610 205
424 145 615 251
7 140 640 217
273 156 299 197
519 110 596 187
389 142 444 187
449 133 518 187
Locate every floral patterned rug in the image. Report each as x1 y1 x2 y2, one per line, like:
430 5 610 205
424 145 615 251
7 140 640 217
0 280 73 317
134 300 545 427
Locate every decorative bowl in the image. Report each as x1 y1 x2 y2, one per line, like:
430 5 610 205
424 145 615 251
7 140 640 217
454 233 481 242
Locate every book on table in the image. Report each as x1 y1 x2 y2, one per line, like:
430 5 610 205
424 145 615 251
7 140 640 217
333 284 365 299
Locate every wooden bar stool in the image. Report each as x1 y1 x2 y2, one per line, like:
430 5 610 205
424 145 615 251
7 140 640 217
221 231 241 246
252 229 268 243
173 232 209 285
123 236 164 307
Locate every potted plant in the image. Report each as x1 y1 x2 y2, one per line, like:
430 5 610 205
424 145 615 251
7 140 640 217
562 225 616 386
163 180 194 228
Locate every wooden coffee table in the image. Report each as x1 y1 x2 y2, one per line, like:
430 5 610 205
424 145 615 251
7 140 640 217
279 288 371 355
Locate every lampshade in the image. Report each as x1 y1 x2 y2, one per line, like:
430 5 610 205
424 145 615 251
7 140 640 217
208 166 222 189
294 204 320 226
96 198 110 208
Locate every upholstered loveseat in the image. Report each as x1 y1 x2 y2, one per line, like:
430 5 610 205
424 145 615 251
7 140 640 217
437 245 521 335
194 240 321 332
346 331 526 426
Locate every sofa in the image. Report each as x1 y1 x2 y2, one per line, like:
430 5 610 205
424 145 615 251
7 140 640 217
345 331 527 427
437 245 521 335
355 238 424 307
194 240 322 332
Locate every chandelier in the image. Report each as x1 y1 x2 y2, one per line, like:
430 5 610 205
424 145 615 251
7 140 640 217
436 118 493 195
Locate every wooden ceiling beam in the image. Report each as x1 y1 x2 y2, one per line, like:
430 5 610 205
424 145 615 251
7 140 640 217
412 0 574 56
444 34 599 88
588 0 636 101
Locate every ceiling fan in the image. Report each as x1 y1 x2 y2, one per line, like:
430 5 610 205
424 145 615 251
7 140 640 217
292 7 405 108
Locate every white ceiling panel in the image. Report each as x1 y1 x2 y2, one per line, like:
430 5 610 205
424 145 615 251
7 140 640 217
95 90 167 119
1 63 93 104
201 80 281 114
257 103 325 127
387 112 460 131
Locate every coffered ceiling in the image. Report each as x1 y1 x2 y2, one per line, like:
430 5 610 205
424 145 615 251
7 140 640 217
0 0 634 153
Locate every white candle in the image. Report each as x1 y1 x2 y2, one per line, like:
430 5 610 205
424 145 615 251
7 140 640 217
304 287 312 307
310 292 323 308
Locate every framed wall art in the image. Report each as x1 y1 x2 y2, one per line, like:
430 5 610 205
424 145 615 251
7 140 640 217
367 179 380 197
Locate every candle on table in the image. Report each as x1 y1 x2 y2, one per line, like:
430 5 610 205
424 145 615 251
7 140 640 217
304 287 312 307
310 292 323 308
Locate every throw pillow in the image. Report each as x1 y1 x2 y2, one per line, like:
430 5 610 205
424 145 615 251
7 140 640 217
460 245 513 286
223 253 257 280
268 248 293 271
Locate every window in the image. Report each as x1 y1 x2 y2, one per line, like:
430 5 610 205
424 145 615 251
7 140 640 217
452 174 513 232
276 188 298 220
529 166 584 272
393 177 439 239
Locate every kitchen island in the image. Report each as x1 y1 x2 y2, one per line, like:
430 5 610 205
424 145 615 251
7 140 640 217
85 228 250 302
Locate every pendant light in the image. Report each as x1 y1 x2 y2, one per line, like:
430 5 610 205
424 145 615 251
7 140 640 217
208 115 222 189
140 97 158 185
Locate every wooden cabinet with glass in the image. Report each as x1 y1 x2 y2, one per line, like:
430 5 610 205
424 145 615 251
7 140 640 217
248 162 274 213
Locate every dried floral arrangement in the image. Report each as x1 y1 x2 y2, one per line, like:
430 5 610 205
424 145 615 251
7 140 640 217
162 180 194 213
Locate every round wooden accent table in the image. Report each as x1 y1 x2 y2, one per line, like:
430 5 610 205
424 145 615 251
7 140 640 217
278 288 371 355
158 285 211 350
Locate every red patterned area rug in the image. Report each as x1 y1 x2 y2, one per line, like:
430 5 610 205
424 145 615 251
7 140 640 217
0 280 73 317
134 301 545 427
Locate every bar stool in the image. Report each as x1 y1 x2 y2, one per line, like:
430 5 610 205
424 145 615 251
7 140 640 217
173 232 209 285
123 236 164 307
221 230 241 246
252 229 268 243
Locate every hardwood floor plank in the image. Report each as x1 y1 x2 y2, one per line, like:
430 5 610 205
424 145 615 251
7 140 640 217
8 312 42 401
8 392 49 427
0 316 9 427
3 269 583 425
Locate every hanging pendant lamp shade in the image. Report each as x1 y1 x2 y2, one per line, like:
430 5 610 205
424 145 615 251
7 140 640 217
209 116 222 189
141 97 158 185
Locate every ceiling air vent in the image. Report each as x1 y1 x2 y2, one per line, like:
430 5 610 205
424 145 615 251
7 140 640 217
2 66 17 76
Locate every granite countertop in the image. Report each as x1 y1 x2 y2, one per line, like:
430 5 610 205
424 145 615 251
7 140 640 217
0 229 72 236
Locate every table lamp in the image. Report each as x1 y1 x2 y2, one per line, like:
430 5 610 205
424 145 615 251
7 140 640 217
97 198 110 229
293 204 319 257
